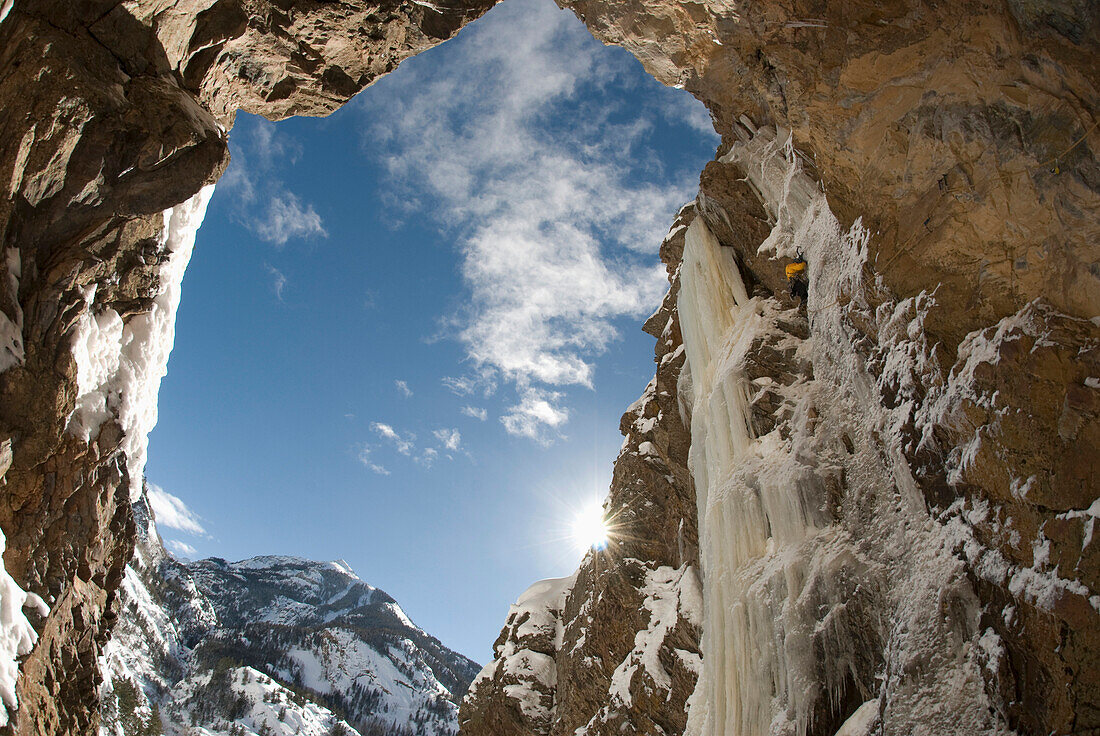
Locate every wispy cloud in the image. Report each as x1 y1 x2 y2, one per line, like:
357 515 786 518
461 405 488 421
166 540 198 558
252 192 326 246
147 483 206 536
221 117 327 247
433 428 462 452
356 444 390 475
358 0 699 441
266 264 288 301
501 387 570 443
442 374 496 398
395 380 413 398
371 422 416 455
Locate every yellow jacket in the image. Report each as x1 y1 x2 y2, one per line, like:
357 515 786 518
785 261 806 280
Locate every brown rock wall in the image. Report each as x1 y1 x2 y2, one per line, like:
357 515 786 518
0 0 495 732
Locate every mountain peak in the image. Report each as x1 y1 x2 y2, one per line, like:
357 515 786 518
99 484 478 736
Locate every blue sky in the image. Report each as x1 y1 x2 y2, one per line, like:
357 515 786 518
144 0 718 663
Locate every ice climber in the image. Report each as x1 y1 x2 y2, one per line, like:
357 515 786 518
785 251 808 303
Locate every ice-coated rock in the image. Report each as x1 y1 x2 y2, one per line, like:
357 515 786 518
0 0 1096 733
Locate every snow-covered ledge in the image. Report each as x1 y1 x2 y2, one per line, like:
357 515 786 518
67 186 214 500
0 529 49 727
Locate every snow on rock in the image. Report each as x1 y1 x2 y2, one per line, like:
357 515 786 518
465 575 575 728
67 186 214 500
681 126 1013 736
100 485 477 736
0 529 48 727
607 564 701 709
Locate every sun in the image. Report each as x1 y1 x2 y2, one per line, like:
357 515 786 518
572 501 610 551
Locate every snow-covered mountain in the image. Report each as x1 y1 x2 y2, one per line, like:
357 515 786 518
99 486 478 736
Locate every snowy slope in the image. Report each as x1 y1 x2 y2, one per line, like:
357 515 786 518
99 485 478 736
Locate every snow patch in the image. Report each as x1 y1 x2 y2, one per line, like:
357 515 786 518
0 529 49 727
608 564 701 708
67 186 213 500
0 248 23 373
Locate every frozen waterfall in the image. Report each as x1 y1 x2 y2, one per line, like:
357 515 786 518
679 211 834 736
680 125 1006 736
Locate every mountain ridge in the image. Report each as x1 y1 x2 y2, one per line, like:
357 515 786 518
99 485 478 736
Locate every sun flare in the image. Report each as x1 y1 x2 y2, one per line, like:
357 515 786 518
572 502 610 551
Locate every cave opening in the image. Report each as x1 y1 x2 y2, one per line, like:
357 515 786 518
140 0 719 667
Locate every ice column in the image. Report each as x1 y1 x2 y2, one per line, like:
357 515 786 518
680 214 816 736
679 140 844 735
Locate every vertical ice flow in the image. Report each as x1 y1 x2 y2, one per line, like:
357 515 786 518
680 127 871 736
680 215 822 736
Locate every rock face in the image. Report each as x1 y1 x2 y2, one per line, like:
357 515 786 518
461 1 1099 734
0 0 494 733
0 0 1097 734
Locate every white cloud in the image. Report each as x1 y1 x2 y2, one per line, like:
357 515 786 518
461 405 488 421
417 447 438 467
371 422 416 455
442 373 496 398
356 444 390 475
358 0 697 440
501 387 569 443
166 540 197 558
146 483 206 536
372 422 399 439
266 264 287 301
220 117 327 247
252 192 327 246
395 380 412 397
433 428 462 452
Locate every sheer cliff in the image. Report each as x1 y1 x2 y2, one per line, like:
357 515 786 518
0 0 1097 734
460 1 1099 733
